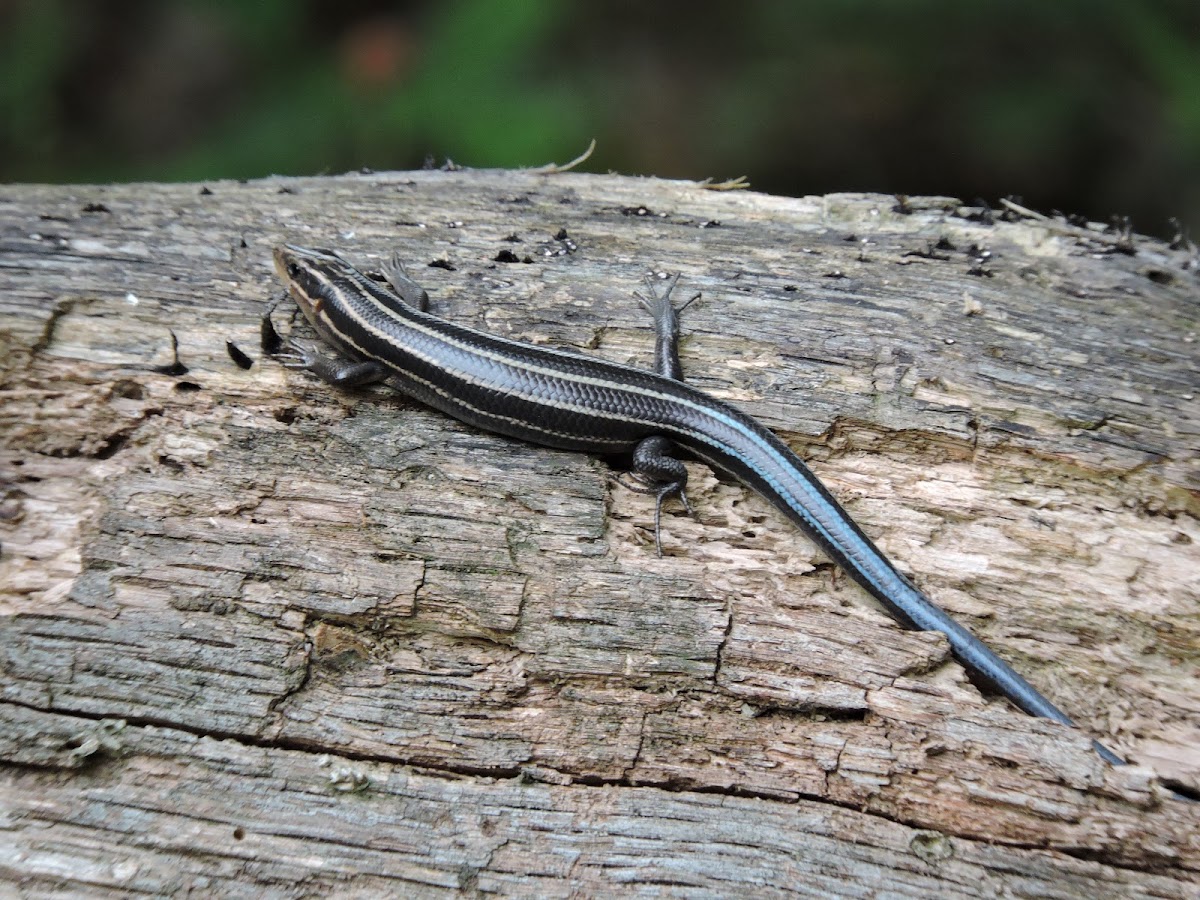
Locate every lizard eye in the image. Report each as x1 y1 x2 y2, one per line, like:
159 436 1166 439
287 262 301 278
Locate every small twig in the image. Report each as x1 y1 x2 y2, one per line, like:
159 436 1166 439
998 197 1048 221
530 139 597 175
697 175 751 191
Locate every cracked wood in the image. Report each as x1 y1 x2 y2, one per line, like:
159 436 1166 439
1 172 1198 896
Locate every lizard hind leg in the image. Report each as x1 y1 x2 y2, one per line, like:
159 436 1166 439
634 272 700 382
630 435 694 556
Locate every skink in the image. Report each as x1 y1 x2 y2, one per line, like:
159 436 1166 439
272 243 1123 766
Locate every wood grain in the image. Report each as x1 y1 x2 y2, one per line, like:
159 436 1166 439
1 172 1197 895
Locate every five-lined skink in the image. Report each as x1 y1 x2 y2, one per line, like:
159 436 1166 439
271 243 1124 766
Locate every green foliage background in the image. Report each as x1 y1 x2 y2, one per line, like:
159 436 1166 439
2 1 1197 234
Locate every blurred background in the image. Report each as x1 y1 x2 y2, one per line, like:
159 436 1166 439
2 0 1197 238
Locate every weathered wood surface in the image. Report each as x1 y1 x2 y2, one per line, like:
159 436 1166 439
1 171 1197 896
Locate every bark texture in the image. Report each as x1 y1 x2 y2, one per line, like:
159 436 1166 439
1 171 1198 897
